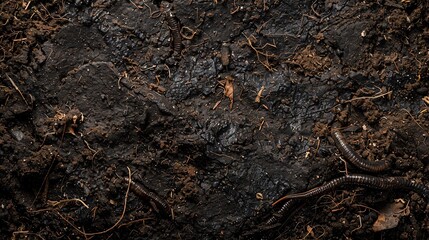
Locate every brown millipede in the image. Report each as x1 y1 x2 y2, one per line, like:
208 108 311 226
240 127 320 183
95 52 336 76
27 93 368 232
160 2 181 55
265 199 298 225
165 12 182 54
331 127 389 172
273 174 429 205
123 177 172 218
266 123 427 230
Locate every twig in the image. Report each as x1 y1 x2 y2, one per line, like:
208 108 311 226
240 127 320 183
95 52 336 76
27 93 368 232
5 73 29 105
83 139 98 154
129 0 143 9
351 203 382 215
31 155 57 208
350 214 362 234
29 198 89 214
0 46 5 61
342 90 392 103
47 198 90 209
311 137 321 160
400 108 428 135
242 33 277 71
12 231 46 240
338 156 349 176
258 117 265 131
310 0 321 18
164 64 171 78
118 217 154 228
298 225 326 240
56 167 132 237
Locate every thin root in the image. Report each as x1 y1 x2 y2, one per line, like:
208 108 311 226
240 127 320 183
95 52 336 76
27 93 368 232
55 167 132 237
5 73 29 105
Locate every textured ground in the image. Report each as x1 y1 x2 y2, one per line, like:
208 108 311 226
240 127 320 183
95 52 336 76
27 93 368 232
1 0 429 239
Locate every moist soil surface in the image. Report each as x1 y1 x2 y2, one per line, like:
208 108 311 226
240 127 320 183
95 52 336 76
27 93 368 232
1 0 429 239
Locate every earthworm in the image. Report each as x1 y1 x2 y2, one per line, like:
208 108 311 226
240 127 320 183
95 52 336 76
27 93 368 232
123 177 172 218
331 127 389 172
272 174 429 205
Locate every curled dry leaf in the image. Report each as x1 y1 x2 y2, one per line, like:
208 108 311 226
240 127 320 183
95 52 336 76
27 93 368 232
372 200 410 232
223 76 234 109
255 85 265 103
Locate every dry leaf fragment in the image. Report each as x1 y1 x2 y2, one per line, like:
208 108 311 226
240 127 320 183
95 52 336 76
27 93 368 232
223 76 234 109
306 225 315 238
255 85 265 103
372 200 410 232
262 104 269 110
149 83 166 94
423 96 429 105
213 100 222 110
220 43 231 66
258 117 265 130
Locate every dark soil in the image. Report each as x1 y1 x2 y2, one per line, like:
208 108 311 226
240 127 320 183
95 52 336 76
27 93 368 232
1 0 429 239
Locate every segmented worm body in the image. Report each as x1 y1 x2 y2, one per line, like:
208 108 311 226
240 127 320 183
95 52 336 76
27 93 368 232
267 125 428 228
160 2 181 55
265 199 298 225
331 128 389 172
124 177 172 218
165 12 182 54
273 174 429 203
